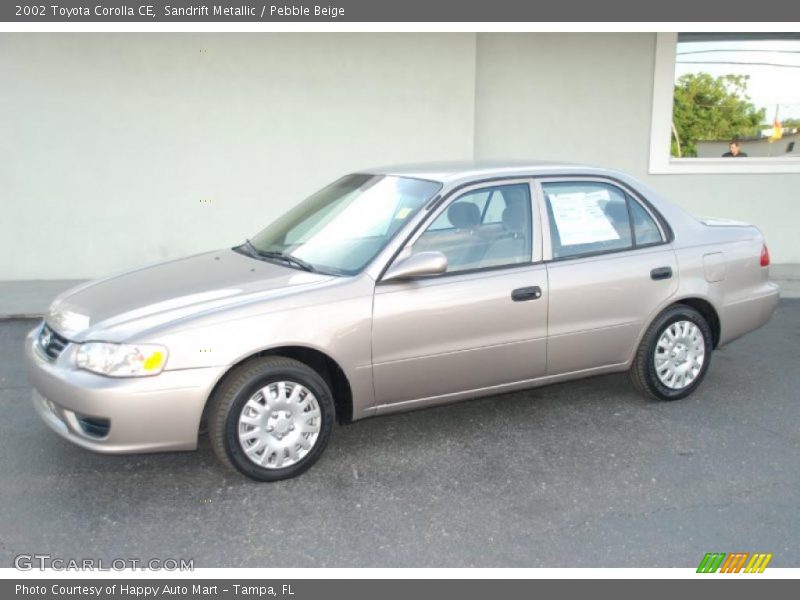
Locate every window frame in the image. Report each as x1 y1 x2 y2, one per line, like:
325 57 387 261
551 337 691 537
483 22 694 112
536 177 669 262
388 178 543 279
649 32 800 175
481 189 506 224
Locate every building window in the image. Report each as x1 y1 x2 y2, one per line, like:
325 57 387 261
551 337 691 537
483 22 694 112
649 33 800 174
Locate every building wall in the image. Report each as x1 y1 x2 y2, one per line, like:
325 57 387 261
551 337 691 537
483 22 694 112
0 33 476 279
474 33 800 264
1 32 798 281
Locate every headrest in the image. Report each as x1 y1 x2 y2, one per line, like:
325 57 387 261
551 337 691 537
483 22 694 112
501 187 528 207
502 203 526 233
448 202 481 229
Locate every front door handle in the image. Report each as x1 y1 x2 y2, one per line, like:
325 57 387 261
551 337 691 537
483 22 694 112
651 266 673 280
511 286 542 302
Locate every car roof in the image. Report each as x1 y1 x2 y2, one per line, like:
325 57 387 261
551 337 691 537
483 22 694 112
362 160 693 234
363 160 625 186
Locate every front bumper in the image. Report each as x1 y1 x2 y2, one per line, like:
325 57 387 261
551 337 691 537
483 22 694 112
25 325 226 454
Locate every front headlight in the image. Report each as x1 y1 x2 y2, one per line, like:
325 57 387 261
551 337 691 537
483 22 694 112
75 342 168 377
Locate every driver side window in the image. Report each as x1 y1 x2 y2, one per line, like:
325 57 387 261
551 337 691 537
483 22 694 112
412 183 533 273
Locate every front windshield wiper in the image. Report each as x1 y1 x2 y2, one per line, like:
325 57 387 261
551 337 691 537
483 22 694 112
241 240 317 273
258 251 318 273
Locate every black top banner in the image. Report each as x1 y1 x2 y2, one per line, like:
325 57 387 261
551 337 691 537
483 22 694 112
3 0 800 22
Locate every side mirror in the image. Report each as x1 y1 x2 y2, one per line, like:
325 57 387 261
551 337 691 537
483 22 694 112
382 251 448 282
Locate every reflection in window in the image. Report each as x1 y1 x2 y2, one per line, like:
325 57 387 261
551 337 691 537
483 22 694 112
671 33 800 159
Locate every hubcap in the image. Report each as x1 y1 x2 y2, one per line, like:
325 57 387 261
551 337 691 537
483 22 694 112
654 320 706 390
237 381 321 469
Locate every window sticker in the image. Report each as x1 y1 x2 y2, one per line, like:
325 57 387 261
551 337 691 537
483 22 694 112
549 190 621 246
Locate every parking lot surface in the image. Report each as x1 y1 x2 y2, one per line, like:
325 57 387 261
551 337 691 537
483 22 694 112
1 302 798 568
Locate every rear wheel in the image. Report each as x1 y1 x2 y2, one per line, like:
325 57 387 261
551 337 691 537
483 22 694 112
208 357 335 481
629 305 713 401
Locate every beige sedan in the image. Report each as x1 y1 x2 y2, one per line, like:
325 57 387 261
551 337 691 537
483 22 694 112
26 162 780 480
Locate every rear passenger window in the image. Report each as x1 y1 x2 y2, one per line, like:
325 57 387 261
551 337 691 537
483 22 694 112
542 181 663 259
413 183 533 273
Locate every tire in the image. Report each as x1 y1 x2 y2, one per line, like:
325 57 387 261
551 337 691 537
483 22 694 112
208 356 335 481
629 304 713 401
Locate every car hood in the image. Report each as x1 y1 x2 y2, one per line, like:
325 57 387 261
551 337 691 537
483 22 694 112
46 249 334 341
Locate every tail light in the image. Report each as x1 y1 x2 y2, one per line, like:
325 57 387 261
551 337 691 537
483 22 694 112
760 243 770 267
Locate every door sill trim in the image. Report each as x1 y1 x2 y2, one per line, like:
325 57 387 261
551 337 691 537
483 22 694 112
374 361 629 416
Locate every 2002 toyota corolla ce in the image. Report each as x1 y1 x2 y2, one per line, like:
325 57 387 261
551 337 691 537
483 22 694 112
26 162 780 480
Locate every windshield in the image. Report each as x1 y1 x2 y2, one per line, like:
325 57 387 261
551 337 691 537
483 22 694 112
247 174 442 275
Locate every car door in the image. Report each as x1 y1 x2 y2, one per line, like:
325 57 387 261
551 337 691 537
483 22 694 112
539 177 679 375
371 180 549 410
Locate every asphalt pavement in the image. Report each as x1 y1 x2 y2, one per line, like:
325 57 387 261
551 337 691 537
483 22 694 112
0 302 798 568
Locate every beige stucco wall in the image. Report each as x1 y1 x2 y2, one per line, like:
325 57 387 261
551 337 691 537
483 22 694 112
1 32 798 280
474 33 800 264
0 33 476 279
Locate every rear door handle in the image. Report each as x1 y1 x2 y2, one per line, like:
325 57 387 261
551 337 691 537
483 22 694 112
511 286 542 302
650 266 673 280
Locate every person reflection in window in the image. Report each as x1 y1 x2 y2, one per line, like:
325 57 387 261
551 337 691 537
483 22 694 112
723 141 748 157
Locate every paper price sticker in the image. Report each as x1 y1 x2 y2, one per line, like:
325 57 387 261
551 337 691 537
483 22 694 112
549 190 620 246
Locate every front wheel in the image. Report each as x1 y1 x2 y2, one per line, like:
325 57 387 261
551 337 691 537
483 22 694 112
629 305 713 401
208 357 335 481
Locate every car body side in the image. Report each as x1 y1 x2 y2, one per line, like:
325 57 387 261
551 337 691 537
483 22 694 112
25 163 780 453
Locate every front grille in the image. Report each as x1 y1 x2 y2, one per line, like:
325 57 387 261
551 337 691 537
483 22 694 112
38 323 70 360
